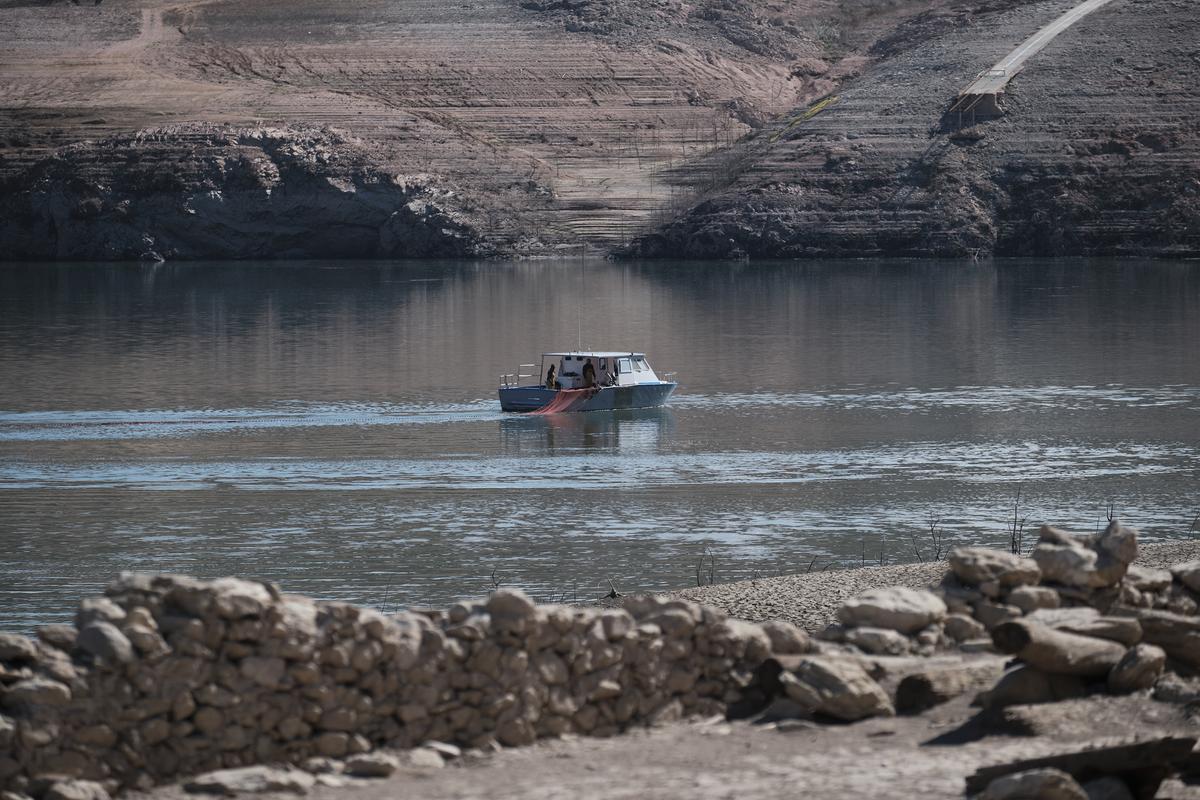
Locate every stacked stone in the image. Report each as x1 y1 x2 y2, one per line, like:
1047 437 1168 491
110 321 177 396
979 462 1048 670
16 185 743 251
822 586 950 657
0 574 791 796
931 521 1200 709
758 586 953 723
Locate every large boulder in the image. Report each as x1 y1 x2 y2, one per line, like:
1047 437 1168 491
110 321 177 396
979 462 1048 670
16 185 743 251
760 620 812 655
1125 565 1172 592
976 666 1086 709
1025 608 1142 647
1108 644 1166 693
1117 608 1200 667
948 547 1041 588
844 627 910 656
1171 561 1200 593
1032 522 1138 589
991 620 1125 677
0 633 38 663
837 587 946 634
777 656 894 721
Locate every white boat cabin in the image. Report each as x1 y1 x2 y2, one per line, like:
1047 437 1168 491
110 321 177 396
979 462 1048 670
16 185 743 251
541 351 664 390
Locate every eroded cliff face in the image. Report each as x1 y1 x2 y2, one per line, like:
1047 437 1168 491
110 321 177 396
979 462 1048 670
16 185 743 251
629 0 1200 260
0 127 498 261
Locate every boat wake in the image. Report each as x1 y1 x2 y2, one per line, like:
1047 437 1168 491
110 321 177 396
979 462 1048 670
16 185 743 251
0 401 504 442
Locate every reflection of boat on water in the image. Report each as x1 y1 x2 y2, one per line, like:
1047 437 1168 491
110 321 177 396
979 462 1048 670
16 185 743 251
500 407 674 453
498 351 676 413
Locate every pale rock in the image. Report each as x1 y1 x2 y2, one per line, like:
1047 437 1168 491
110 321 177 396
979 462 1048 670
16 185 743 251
0 634 38 663
760 620 812 654
422 741 462 760
44 781 111 800
1026 608 1141 646
1127 608 1200 667
36 625 77 653
978 767 1087 800
486 589 536 622
1107 644 1166 693
75 597 126 629
343 753 398 778
599 610 634 641
210 578 274 619
647 608 696 638
124 624 169 657
1007 586 1061 614
407 748 445 770
1094 521 1138 567
844 626 910 656
76 622 134 665
2 677 72 708
948 547 1041 588
533 651 568 685
184 766 315 795
124 605 156 628
1033 522 1137 588
1170 560 1200 593
708 618 771 661
1033 544 1101 588
0 715 14 749
1124 565 1172 592
778 657 894 721
837 587 947 634
991 620 1125 677
944 613 986 642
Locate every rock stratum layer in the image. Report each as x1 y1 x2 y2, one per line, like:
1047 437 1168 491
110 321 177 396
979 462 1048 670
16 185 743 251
4 0 1195 259
630 0 1200 259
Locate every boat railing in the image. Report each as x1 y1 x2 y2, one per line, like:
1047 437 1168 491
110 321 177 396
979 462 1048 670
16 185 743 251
500 364 538 388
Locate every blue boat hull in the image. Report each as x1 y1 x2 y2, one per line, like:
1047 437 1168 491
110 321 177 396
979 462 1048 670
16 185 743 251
498 382 676 413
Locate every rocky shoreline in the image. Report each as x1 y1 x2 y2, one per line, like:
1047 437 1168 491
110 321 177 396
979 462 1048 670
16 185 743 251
3 523 1200 799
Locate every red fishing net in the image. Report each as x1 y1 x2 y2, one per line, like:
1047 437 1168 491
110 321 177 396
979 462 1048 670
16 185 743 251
533 388 597 414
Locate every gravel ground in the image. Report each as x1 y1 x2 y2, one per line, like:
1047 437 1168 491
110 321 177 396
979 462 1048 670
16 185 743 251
669 540 1200 631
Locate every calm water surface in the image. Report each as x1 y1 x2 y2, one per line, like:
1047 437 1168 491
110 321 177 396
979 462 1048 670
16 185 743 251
1 259 1198 630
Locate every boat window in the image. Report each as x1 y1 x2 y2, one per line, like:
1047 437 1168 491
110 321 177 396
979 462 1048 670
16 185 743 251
617 358 632 374
634 357 648 371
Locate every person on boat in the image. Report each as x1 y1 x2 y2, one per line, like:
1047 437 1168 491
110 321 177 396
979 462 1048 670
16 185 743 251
546 364 558 390
582 359 596 388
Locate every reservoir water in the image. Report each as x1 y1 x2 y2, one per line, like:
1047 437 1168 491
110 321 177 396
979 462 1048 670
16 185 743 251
1 259 1197 630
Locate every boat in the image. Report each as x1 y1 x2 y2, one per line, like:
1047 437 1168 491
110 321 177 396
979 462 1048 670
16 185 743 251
498 351 677 413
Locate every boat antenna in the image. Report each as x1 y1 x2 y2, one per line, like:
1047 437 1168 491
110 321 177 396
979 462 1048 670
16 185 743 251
577 244 583 351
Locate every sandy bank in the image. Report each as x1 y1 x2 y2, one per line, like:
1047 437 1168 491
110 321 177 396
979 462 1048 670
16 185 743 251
670 539 1200 632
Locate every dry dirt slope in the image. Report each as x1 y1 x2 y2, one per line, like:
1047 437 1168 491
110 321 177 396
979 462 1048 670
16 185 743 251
630 0 1200 260
0 0 893 259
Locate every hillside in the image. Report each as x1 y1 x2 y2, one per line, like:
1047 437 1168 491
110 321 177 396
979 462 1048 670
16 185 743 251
630 0 1200 259
0 0 1195 259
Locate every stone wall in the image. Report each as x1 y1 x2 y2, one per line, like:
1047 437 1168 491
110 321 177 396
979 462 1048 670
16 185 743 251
0 575 803 794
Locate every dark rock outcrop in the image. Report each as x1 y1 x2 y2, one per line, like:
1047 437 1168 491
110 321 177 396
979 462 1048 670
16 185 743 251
0 126 490 261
